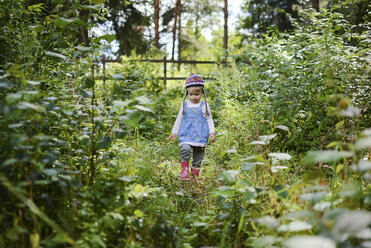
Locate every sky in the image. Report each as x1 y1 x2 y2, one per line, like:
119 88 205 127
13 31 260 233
229 0 244 30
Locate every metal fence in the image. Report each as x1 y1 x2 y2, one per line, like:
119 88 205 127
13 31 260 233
101 55 223 86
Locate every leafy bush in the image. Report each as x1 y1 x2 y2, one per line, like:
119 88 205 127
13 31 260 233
231 9 370 152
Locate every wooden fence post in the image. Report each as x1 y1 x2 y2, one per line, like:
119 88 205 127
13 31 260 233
163 56 167 88
102 54 106 89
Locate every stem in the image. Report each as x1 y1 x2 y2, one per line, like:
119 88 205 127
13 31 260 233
0 172 75 245
90 64 96 185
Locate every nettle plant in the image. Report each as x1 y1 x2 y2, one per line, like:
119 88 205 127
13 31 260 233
234 9 370 153
247 127 371 248
211 103 370 247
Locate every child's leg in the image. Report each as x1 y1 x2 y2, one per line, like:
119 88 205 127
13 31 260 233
180 144 192 180
192 146 205 168
180 144 192 162
191 146 205 182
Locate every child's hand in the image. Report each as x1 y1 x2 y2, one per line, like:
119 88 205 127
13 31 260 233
167 134 175 140
209 133 216 142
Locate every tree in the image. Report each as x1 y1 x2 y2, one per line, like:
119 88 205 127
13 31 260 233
328 0 370 26
239 0 301 38
224 0 228 51
310 0 320 11
154 0 160 48
104 0 151 56
172 0 181 60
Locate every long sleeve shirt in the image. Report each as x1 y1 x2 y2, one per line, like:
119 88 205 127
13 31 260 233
171 101 215 135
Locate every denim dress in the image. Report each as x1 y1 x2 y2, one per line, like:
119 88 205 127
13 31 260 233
179 101 209 147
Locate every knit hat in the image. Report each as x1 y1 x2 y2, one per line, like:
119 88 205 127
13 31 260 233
185 73 204 89
182 73 210 116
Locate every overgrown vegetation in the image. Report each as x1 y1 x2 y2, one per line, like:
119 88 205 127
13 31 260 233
0 0 370 247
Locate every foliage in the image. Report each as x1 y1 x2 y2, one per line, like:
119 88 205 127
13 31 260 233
239 0 301 39
103 0 152 56
234 9 370 152
0 2 370 248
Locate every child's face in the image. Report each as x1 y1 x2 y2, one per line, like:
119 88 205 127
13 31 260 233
188 87 203 104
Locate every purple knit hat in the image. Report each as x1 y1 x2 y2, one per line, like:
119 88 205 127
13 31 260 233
185 73 204 89
182 73 210 116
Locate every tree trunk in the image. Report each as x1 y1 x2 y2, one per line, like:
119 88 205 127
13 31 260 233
154 0 160 48
224 0 228 51
172 0 181 60
177 1 182 69
311 0 319 11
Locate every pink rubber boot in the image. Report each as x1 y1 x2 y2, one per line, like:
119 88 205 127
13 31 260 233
191 168 200 183
180 161 190 181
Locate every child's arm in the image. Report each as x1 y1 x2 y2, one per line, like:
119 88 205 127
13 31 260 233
204 102 215 142
167 133 175 140
209 133 216 142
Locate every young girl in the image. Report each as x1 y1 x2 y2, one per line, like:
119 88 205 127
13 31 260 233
167 74 215 182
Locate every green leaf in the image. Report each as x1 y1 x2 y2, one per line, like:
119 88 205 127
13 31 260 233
285 236 335 248
351 160 371 172
282 210 314 221
134 210 143 218
0 80 13 88
43 168 59 177
6 93 22 103
313 201 332 211
304 150 354 164
241 162 264 171
277 221 313 232
248 140 266 145
336 164 344 174
54 17 84 27
355 137 371 150
254 216 279 229
259 134 277 142
221 170 240 184
91 0 106 4
77 134 89 141
8 64 22 76
225 147 237 153
333 210 371 237
193 222 208 227
94 34 116 43
268 152 292 160
98 136 112 149
45 51 67 60
300 191 328 203
129 184 148 198
112 100 132 113
339 106 360 117
112 73 126 80
2 158 18 167
80 89 93 98
134 105 152 112
81 75 95 89
118 176 132 182
214 186 235 198
271 166 288 173
119 111 141 127
361 128 371 136
27 80 40 86
135 96 151 104
83 4 104 11
75 46 92 52
251 236 279 248
275 125 289 131
18 102 44 112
